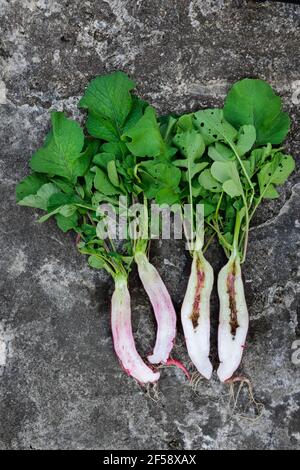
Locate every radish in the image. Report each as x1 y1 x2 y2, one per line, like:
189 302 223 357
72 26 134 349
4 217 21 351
181 251 213 379
134 251 177 364
217 254 249 382
16 73 295 388
111 275 160 383
170 126 215 379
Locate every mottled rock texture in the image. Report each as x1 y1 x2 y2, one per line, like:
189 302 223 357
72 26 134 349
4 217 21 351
0 0 300 450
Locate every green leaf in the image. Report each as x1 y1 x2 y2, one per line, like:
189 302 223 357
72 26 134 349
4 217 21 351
88 255 106 269
79 71 135 136
93 152 115 170
155 187 180 205
92 192 118 206
139 161 181 200
84 171 94 197
123 95 148 132
235 125 256 156
16 173 48 203
249 144 273 176
86 114 120 141
50 177 74 194
262 185 279 199
94 167 120 195
122 106 166 158
73 139 100 177
59 205 77 217
176 114 194 132
30 112 85 181
107 160 120 187
55 212 78 232
200 201 216 217
224 78 290 145
198 169 222 193
101 141 128 159
258 153 295 199
208 142 235 162
222 180 243 198
211 161 243 198
223 202 236 234
173 129 206 182
47 192 82 212
38 203 77 223
18 183 60 210
193 109 238 146
75 184 85 199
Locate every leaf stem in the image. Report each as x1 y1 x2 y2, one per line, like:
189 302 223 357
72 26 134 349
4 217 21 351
240 194 249 263
207 221 232 252
203 230 216 254
228 143 255 211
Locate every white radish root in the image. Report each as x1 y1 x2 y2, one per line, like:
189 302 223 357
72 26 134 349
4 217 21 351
217 256 249 383
135 251 177 365
111 276 160 384
181 251 214 380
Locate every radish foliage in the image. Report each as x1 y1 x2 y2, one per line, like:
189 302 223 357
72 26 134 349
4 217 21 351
16 72 179 383
16 73 295 386
158 79 295 381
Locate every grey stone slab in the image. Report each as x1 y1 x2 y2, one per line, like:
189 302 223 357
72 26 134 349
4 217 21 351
0 0 299 450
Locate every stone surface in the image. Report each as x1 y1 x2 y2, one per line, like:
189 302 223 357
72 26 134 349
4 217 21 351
0 0 300 450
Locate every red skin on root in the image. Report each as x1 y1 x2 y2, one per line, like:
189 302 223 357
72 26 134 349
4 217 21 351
135 252 177 365
118 359 160 386
111 278 160 384
165 358 191 380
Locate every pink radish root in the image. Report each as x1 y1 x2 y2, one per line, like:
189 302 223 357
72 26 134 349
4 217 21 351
135 251 177 365
111 275 160 384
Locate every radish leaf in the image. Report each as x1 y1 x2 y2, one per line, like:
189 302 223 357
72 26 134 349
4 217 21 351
30 112 85 181
79 71 135 136
122 106 166 158
18 182 60 210
224 78 290 145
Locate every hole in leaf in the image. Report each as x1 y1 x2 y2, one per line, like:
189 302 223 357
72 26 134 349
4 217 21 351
200 122 204 127
213 134 217 139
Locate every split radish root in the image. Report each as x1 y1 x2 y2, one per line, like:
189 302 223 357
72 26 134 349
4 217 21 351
111 275 160 384
217 255 249 383
181 251 214 380
134 251 177 365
